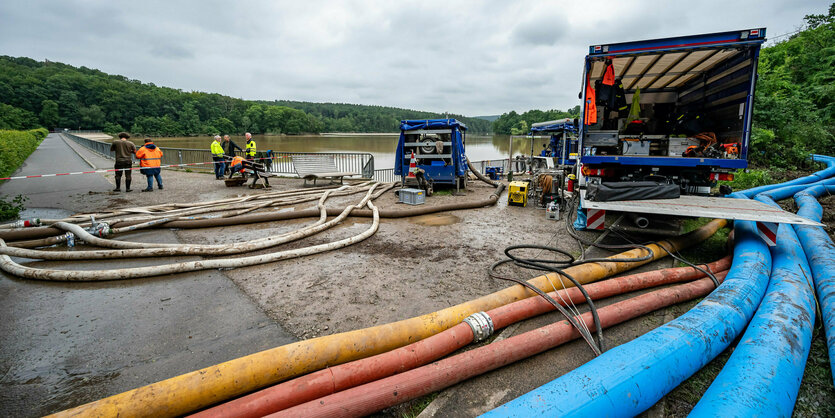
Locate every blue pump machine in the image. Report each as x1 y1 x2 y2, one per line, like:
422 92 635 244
395 119 468 188
529 118 578 167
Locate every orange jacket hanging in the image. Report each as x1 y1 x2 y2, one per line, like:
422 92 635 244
584 72 597 125
602 61 615 86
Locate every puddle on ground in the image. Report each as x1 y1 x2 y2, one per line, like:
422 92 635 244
409 214 461 226
12 207 75 222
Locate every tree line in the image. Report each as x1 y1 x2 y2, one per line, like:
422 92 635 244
749 4 834 168
491 106 581 135
0 57 490 136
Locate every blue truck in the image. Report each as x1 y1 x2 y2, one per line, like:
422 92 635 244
578 28 767 195
395 119 469 192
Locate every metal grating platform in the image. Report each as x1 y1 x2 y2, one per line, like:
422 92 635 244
581 193 823 227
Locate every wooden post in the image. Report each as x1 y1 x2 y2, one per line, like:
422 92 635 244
507 135 513 181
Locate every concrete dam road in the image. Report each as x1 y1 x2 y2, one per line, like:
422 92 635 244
0 134 113 208
0 135 297 417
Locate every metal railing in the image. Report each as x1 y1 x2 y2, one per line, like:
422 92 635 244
65 133 114 157
64 133 526 184
63 133 375 179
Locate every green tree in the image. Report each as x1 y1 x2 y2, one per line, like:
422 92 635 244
178 101 201 135
210 117 235 135
102 122 124 134
750 3 835 168
39 99 59 129
79 105 106 129
0 103 40 129
510 120 529 135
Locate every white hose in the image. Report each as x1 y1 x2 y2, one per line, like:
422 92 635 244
0 185 387 260
0 200 380 281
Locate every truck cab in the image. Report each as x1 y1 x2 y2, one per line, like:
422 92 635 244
578 29 767 195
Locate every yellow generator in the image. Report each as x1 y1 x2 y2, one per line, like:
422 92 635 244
508 181 528 207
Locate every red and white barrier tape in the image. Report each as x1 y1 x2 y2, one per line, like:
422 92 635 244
0 156 283 181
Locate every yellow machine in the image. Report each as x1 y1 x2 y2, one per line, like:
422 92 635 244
508 181 528 207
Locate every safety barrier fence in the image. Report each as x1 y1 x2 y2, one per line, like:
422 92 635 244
63 133 518 185
63 133 376 179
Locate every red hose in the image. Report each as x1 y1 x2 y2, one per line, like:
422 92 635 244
193 257 730 418
270 270 729 417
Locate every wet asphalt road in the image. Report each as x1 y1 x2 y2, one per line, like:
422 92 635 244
0 135 296 417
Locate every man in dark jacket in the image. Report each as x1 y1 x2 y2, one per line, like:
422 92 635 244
110 132 136 192
223 135 243 175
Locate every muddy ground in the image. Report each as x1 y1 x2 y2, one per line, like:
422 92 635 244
4 156 834 416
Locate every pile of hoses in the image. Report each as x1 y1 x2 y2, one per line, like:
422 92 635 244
486 155 835 417
30 161 730 417
50 217 725 417
0 183 390 281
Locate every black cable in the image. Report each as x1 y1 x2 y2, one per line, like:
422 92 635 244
564 193 656 264
488 245 605 355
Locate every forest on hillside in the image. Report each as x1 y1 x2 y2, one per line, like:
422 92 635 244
0 57 490 136
491 107 581 135
269 100 491 134
750 4 834 168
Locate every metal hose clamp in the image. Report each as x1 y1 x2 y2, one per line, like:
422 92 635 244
463 311 494 343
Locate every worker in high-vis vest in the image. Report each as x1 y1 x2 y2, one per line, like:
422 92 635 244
228 155 246 179
211 135 225 179
245 132 257 161
135 137 163 192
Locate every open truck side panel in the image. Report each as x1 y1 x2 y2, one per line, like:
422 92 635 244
578 28 766 194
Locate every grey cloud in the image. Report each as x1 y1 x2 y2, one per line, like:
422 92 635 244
150 44 195 59
0 0 831 115
511 16 568 46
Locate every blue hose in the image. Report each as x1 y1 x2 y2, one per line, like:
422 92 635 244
484 156 835 417
689 194 816 416
736 154 835 198
482 220 771 417
754 177 835 202
792 184 835 386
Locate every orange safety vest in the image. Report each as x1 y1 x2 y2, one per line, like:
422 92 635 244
230 155 245 172
135 143 163 168
602 61 615 86
584 73 598 126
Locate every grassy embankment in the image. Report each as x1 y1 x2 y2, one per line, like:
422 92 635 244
0 128 48 220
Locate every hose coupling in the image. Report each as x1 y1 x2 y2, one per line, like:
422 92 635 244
64 232 75 247
463 311 494 343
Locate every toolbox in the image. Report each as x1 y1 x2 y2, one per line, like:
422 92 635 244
584 130 619 147
398 188 425 205
621 138 651 155
508 181 528 207
667 137 701 156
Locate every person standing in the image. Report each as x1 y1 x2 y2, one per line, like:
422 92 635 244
136 137 164 192
211 135 225 179
223 134 243 175
245 132 257 162
110 132 136 192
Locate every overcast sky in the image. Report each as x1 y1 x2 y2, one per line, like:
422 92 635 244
0 1 829 116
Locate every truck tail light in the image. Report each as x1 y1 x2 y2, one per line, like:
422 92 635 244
710 173 734 181
582 166 612 177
